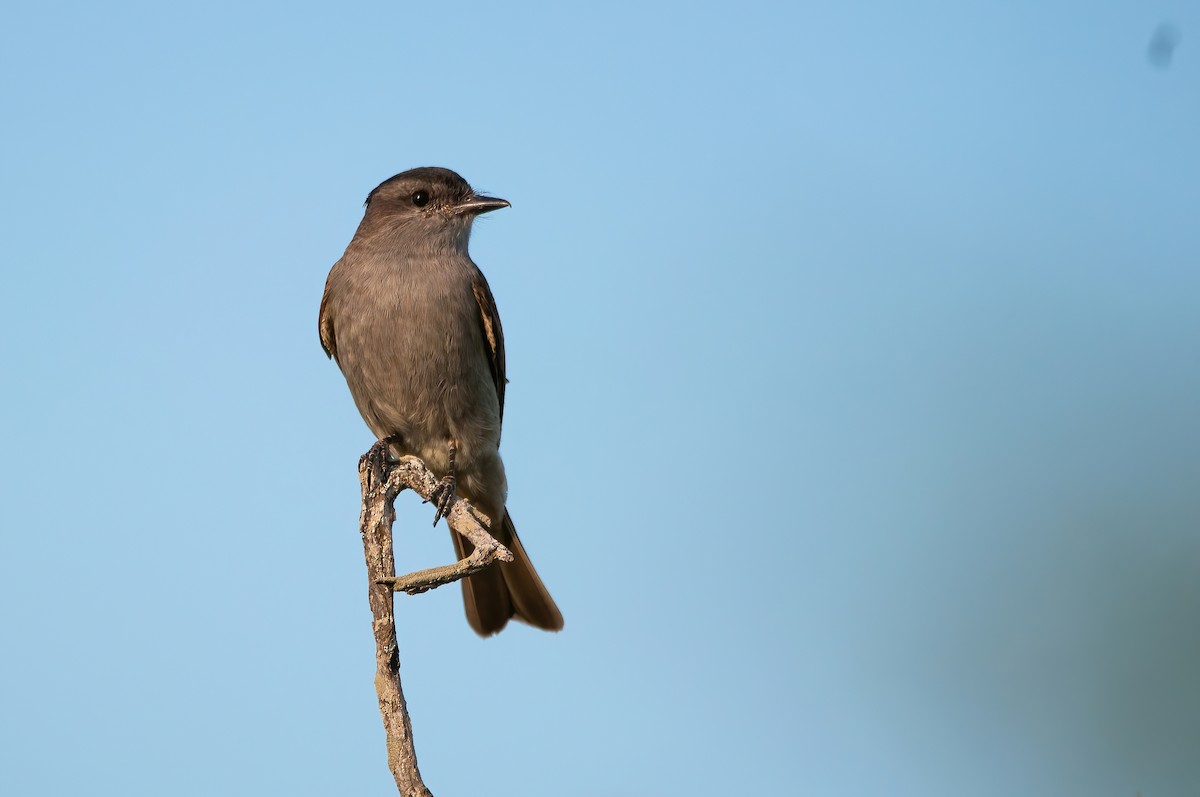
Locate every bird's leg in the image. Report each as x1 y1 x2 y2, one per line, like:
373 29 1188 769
427 438 458 526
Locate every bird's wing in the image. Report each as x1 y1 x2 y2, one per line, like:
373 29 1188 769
471 269 507 424
318 277 337 361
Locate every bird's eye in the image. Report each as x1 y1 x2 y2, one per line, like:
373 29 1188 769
411 190 430 208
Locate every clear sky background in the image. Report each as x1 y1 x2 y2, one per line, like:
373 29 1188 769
2 2 1198 795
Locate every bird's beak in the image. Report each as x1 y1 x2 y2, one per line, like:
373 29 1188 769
454 195 510 215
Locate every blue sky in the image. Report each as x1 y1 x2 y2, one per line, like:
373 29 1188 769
2 2 1198 795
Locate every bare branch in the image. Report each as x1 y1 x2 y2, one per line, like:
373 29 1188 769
356 449 511 796
376 456 513 595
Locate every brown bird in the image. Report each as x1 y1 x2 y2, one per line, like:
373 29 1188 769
319 167 563 636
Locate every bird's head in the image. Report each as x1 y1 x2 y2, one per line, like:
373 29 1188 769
360 167 509 253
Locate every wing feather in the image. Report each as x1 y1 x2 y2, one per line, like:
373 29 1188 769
318 279 337 361
471 271 507 424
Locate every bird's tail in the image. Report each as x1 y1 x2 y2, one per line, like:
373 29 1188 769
451 510 563 637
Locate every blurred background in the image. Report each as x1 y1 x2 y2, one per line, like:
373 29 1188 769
2 2 1198 795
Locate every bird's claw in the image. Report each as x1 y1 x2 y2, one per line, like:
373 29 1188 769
361 439 391 481
428 474 457 526
360 435 402 482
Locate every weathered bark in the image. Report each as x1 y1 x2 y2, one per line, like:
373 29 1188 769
357 449 512 796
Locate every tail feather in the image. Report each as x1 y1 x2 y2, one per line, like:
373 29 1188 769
452 530 512 635
451 510 563 637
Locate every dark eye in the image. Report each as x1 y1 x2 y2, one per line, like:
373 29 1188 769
411 190 430 208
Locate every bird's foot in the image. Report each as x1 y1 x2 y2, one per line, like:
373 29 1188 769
425 438 459 526
360 435 402 481
428 474 456 526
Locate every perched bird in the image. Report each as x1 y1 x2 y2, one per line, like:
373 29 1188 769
319 167 563 636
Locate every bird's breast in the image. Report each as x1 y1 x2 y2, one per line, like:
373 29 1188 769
331 255 501 463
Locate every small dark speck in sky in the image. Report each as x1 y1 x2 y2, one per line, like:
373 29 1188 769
1148 23 1181 68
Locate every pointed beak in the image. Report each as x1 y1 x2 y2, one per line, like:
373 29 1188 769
453 194 510 215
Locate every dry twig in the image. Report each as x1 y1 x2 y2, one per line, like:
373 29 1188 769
357 448 512 796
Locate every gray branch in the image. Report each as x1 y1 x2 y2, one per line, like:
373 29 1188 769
356 452 512 796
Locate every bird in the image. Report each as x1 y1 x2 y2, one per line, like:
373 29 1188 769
319 167 563 637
